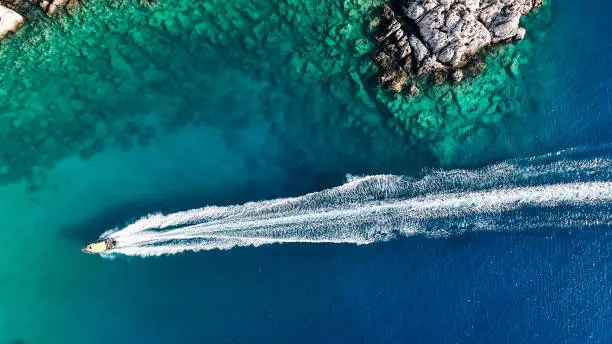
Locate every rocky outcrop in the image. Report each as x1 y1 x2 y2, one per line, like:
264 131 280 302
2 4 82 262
374 0 541 92
38 0 81 15
38 0 66 15
0 5 23 40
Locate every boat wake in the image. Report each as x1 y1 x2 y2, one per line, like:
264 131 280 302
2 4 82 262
101 145 612 257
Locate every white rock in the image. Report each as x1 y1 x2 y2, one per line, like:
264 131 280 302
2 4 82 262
418 56 446 76
462 19 491 55
449 43 466 66
513 0 536 14
477 2 505 27
374 0 539 87
0 5 24 40
489 10 522 43
451 69 464 82
515 27 526 40
40 0 69 15
422 0 439 12
464 0 481 12
404 3 425 21
443 11 462 30
437 44 456 63
417 4 490 62
409 35 429 62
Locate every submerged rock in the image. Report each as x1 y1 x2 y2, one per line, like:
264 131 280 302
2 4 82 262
451 69 464 83
406 84 420 97
373 0 542 91
0 5 24 40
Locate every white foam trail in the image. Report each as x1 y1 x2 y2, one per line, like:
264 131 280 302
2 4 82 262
102 147 612 257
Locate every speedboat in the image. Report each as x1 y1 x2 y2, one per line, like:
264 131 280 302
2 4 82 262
82 238 116 254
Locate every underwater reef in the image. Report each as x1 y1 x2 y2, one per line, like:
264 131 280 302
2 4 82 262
374 0 542 92
0 0 550 186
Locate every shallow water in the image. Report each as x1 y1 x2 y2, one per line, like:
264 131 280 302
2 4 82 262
1 0 612 342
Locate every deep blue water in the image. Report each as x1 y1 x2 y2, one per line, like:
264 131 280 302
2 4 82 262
71 221 612 343
1 0 612 343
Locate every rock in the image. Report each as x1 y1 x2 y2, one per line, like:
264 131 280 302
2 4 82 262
513 0 539 14
397 36 411 59
418 56 445 76
409 35 428 62
464 56 487 77
374 51 393 70
449 43 467 67
515 27 526 41
66 0 80 12
382 39 399 56
377 70 397 85
388 70 408 92
39 0 69 15
451 69 464 83
401 55 413 72
433 71 446 85
0 5 24 40
464 0 480 12
489 10 522 43
404 2 425 21
380 21 402 41
478 2 504 27
437 44 456 64
372 0 540 90
377 5 402 42
38 0 85 15
407 84 420 97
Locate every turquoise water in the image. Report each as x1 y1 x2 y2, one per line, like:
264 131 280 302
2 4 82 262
1 0 612 342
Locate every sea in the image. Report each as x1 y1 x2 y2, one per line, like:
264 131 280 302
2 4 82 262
1 0 612 343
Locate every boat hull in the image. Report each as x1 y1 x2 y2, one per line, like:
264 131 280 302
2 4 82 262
82 238 116 254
